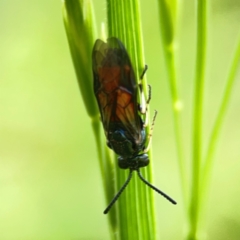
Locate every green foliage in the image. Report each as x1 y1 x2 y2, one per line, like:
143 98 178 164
63 0 240 239
64 0 240 240
107 1 157 239
63 0 118 235
63 0 97 118
64 0 159 238
158 0 240 239
1 0 239 239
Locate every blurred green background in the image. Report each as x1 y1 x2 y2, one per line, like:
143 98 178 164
0 0 240 239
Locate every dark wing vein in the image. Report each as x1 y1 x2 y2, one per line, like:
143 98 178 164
92 37 142 142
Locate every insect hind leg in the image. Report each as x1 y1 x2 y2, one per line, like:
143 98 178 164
140 64 148 80
144 110 157 153
139 65 151 115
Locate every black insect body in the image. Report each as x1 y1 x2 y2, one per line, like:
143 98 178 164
92 37 176 214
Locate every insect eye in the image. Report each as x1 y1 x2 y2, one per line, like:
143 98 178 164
118 154 149 170
135 154 149 168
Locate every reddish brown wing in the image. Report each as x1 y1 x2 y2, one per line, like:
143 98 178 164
92 37 142 142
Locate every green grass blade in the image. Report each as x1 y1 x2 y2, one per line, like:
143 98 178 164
157 0 187 206
106 0 156 239
188 1 207 239
62 0 98 118
200 36 240 206
62 0 117 234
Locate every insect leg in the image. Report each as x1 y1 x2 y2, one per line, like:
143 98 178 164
142 84 152 127
145 84 152 105
139 65 150 115
138 65 152 127
144 110 157 153
140 64 148 80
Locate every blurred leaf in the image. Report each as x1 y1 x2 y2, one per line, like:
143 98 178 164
63 0 98 118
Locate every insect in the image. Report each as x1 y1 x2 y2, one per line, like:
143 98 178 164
92 37 176 214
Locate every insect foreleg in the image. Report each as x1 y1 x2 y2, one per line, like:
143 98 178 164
144 110 158 153
141 84 152 127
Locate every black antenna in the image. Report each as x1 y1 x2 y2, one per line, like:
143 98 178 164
103 168 176 214
136 168 177 205
103 169 134 214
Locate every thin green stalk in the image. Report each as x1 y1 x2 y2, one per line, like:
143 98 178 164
62 0 117 235
157 0 187 205
200 36 240 206
188 1 207 239
106 0 156 239
62 0 97 118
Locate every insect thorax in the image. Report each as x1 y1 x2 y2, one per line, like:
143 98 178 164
107 126 149 170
